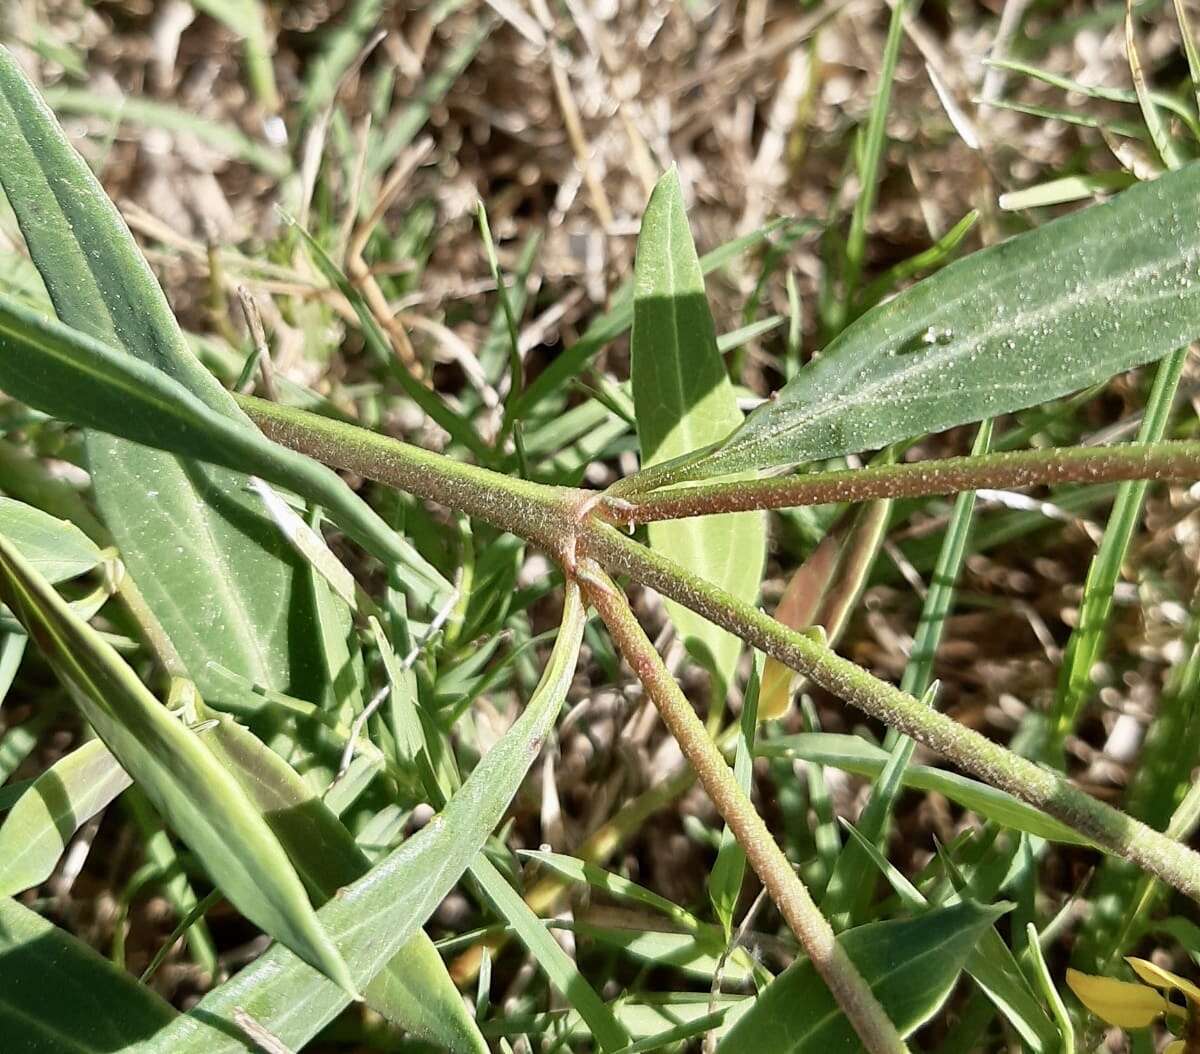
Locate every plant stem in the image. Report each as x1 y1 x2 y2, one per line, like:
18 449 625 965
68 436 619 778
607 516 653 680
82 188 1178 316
579 522 1200 904
579 562 909 1054
612 440 1200 523
250 398 1200 903
241 394 586 560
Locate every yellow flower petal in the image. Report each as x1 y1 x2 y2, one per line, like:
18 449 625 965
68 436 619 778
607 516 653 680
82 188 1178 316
1165 1042 1185 1054
1066 968 1168 1028
1126 957 1200 1004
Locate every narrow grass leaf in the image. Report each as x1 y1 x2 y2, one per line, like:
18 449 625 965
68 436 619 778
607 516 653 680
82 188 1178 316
718 901 1009 1052
0 897 178 1050
823 422 992 925
678 162 1200 479
1048 345 1188 753
0 738 131 896
839 0 906 317
471 854 629 1051
518 850 700 930
141 584 586 1053
708 660 758 932
0 534 357 996
189 0 279 111
984 57 1200 135
1026 923 1075 1052
758 733 1093 845
42 86 289 176
1125 2 1184 171
998 171 1137 211
291 222 493 462
631 168 765 688
572 922 751 985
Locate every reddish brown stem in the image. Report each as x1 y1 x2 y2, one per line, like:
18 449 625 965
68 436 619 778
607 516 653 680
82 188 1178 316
612 440 1200 523
580 562 908 1054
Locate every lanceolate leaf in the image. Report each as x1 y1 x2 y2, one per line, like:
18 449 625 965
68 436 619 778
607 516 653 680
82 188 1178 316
141 585 586 1053
717 901 1009 1052
0 45 324 706
0 533 357 996
0 738 132 897
0 897 178 1049
0 294 445 594
201 712 486 1053
681 162 1200 480
631 168 765 687
757 733 1092 845
470 855 629 1051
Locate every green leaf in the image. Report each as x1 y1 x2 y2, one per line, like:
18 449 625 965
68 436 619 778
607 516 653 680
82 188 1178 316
518 850 701 930
0 45 322 703
838 822 1058 1052
141 584 586 1053
0 497 101 584
572 922 752 985
470 855 629 1051
631 168 765 686
0 738 131 896
0 294 446 596
718 901 1009 1052
42 86 289 176
0 897 178 1049
681 162 1200 479
199 710 487 1053
757 733 1092 846
708 659 758 932
0 533 357 997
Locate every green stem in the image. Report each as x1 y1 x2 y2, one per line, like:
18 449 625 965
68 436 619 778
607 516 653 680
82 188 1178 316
579 563 908 1054
241 394 586 560
579 522 1200 905
611 440 1200 523
249 398 1200 903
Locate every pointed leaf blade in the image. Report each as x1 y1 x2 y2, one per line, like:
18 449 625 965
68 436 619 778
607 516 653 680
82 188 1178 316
631 168 766 686
691 162 1200 478
0 533 356 996
718 901 1009 1052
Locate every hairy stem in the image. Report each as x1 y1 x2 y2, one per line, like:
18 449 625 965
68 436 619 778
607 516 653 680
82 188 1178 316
612 440 1200 523
580 562 908 1054
241 394 586 559
250 398 1200 901
580 522 1200 903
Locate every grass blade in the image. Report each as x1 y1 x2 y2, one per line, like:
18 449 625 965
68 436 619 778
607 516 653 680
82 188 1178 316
822 422 992 925
1047 346 1188 755
470 854 629 1051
